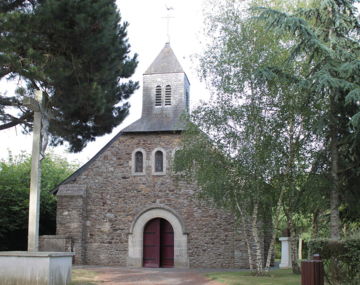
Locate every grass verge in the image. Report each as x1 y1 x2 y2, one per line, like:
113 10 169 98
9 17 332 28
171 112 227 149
206 269 300 285
70 269 98 285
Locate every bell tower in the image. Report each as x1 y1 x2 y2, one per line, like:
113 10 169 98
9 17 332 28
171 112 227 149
123 43 190 133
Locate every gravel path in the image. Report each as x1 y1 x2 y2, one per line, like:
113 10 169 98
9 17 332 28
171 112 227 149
74 266 228 285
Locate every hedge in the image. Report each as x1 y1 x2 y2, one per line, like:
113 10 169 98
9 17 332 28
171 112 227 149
308 239 360 285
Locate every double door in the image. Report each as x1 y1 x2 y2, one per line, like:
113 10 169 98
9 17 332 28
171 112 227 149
143 218 174 268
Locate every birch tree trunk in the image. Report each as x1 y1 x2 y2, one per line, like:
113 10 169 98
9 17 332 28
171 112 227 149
298 238 303 260
236 200 254 270
251 202 264 275
288 220 301 274
264 188 284 271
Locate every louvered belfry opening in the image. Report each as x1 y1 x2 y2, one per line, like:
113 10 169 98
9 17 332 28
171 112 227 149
155 85 162 106
122 43 190 133
143 218 174 268
165 85 171 105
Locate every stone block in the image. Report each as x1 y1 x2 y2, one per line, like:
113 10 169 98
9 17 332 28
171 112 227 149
39 235 72 252
0 251 74 285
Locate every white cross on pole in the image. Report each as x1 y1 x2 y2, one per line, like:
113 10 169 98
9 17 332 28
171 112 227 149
23 90 43 252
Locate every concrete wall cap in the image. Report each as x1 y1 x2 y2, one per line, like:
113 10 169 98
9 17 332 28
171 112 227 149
57 185 87 197
40 235 71 239
0 251 75 257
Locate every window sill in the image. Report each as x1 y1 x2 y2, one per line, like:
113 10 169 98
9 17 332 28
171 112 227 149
132 172 146 176
152 172 166 176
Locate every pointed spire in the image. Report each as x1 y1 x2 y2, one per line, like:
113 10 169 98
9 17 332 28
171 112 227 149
122 43 190 133
144 43 184 75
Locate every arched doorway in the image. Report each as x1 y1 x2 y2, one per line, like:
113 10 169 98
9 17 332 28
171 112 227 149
127 206 189 268
143 218 174 268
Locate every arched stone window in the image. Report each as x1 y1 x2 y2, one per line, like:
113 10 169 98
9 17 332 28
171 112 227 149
152 148 166 175
165 85 171 106
135 151 143 173
155 151 163 172
132 148 145 175
155 85 162 106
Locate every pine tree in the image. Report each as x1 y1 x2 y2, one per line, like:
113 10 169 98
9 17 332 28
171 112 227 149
0 0 138 152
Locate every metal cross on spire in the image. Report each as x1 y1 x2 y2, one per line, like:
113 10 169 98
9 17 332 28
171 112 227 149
163 5 174 43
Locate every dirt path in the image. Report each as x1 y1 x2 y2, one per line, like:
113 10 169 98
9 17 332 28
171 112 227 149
76 266 225 285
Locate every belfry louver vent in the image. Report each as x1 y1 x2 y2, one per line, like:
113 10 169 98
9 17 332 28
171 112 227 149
155 85 162 106
165 85 171 106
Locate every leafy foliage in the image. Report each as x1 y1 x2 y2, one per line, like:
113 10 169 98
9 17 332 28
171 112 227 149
308 238 360 285
0 0 138 152
175 0 329 273
253 0 360 238
0 152 76 250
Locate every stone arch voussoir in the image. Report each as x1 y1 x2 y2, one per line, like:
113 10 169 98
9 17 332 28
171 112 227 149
127 205 189 268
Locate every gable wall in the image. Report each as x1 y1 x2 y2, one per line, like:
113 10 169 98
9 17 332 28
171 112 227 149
56 132 241 267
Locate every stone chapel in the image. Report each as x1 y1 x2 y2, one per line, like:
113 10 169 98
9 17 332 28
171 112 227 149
45 43 268 268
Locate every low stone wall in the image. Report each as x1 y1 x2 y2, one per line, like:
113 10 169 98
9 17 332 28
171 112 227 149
39 235 73 252
0 251 74 285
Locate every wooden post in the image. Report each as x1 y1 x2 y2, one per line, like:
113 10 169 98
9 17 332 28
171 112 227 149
24 90 42 252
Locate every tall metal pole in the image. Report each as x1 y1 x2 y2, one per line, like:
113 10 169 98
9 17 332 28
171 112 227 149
163 6 174 44
26 90 42 252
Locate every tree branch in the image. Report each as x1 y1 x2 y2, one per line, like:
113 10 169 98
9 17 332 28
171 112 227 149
0 111 32 130
0 96 21 106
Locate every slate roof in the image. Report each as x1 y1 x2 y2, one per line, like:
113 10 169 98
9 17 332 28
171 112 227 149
121 117 186 133
122 43 188 133
144 43 184 75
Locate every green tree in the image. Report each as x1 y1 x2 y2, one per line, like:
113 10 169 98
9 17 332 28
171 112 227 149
0 0 138 152
175 0 322 274
254 0 360 239
0 152 76 250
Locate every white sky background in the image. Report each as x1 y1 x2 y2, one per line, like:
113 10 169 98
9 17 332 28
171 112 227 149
0 0 210 165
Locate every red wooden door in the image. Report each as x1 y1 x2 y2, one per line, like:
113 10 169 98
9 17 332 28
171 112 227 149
143 218 160 268
160 219 174 267
143 218 174 268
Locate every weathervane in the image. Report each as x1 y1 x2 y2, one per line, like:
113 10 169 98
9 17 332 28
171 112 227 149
163 5 174 43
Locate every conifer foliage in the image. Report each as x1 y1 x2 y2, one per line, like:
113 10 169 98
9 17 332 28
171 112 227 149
255 0 360 240
0 0 138 152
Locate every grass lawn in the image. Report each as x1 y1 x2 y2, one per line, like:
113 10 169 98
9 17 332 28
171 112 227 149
206 269 300 285
70 269 98 285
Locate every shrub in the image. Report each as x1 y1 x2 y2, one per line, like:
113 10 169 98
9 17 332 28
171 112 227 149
308 239 360 285
0 152 76 250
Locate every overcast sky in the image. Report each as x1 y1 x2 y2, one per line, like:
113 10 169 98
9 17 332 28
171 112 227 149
0 0 209 164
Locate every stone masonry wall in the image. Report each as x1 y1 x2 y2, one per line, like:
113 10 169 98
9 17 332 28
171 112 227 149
56 185 87 264
56 132 243 268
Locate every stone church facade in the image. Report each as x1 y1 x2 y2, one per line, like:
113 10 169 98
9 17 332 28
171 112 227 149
48 43 267 268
